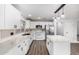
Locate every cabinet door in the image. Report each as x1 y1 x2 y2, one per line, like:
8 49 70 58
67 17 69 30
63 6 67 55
5 46 23 55
5 5 21 29
22 40 29 54
53 41 70 55
0 5 5 29
49 42 53 54
46 38 53 55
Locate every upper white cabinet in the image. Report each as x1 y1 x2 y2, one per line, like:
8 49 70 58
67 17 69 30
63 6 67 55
0 5 5 29
0 5 5 39
5 5 22 29
0 4 24 29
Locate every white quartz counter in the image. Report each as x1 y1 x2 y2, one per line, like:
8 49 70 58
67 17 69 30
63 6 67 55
47 35 70 42
47 35 79 43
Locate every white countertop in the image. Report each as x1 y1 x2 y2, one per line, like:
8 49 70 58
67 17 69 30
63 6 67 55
47 35 79 43
47 35 70 41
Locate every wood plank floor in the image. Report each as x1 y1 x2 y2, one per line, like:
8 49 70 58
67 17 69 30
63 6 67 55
26 40 49 55
71 43 79 55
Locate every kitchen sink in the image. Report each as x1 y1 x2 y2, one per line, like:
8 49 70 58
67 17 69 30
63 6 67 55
22 33 30 36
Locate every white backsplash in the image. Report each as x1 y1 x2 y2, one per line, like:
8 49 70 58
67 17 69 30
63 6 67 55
0 29 22 40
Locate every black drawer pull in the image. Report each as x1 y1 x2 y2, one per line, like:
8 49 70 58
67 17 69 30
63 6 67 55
18 45 21 48
23 41 25 43
21 47 23 51
48 42 49 45
25 43 26 46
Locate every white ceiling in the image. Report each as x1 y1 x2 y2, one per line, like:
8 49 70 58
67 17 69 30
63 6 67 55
13 4 79 21
13 4 61 21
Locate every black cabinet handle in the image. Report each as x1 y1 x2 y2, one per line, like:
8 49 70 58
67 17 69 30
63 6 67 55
25 43 26 46
21 47 23 51
23 41 25 43
48 42 49 45
18 45 21 48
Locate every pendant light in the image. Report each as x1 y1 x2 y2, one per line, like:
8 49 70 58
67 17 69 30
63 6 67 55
57 16 60 20
57 12 60 20
28 14 32 17
61 7 65 18
54 17 57 22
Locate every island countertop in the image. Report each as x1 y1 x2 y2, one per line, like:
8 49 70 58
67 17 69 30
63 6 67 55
47 35 79 43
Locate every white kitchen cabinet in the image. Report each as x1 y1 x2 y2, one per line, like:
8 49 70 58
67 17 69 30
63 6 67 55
49 42 53 54
0 5 5 29
5 45 23 55
47 40 70 55
0 4 23 29
47 35 70 55
5 35 33 55
53 41 70 55
4 5 22 29
46 39 53 55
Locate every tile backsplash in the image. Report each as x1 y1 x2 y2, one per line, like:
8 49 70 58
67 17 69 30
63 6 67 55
0 29 22 40
0 31 1 40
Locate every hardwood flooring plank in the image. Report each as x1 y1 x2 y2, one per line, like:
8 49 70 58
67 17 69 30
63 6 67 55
26 40 49 55
71 43 79 55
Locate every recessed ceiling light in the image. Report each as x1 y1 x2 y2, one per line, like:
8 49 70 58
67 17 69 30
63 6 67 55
54 17 57 22
61 14 65 18
57 16 60 20
28 14 32 17
37 17 41 19
52 17 55 19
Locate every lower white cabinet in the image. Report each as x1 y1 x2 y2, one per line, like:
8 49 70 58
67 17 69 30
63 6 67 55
5 46 23 55
5 35 33 55
46 39 53 55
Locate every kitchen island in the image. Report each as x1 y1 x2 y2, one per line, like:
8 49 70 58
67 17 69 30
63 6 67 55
46 35 70 55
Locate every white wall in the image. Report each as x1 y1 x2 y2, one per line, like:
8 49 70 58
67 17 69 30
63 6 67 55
64 19 77 41
30 21 53 29
56 20 64 35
